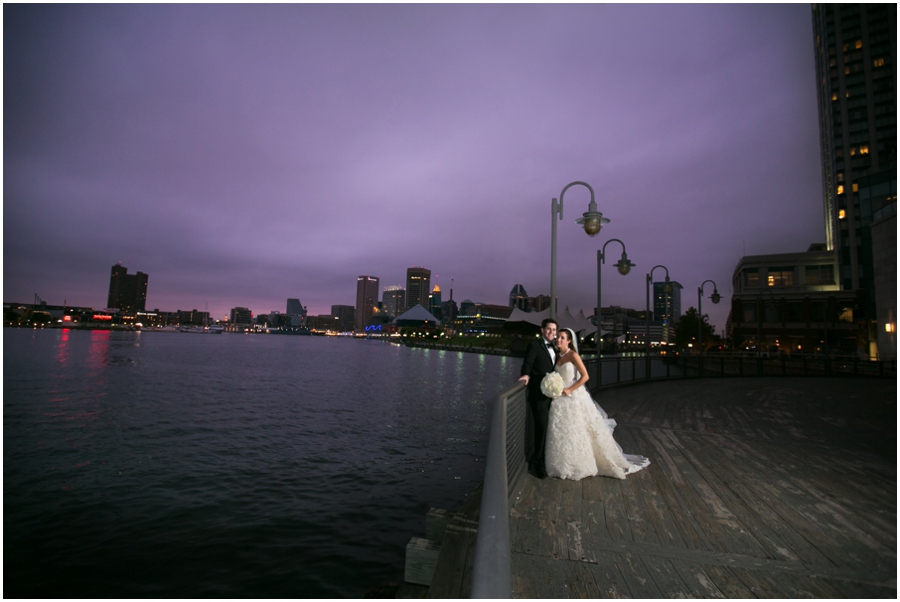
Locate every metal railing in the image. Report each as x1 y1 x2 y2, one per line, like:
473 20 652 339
582 353 896 391
470 381 527 599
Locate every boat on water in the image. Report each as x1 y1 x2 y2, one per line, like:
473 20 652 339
179 325 225 334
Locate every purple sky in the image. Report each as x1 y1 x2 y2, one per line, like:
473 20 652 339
4 4 824 332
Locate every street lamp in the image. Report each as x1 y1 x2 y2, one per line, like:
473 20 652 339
697 280 721 356
645 265 671 379
550 181 610 320
596 239 635 386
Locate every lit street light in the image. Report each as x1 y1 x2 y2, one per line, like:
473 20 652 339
697 280 721 356
596 238 635 386
550 181 610 320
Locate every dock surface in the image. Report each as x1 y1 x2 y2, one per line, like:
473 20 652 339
504 377 896 598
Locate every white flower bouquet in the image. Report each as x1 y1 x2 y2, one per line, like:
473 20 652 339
540 371 564 398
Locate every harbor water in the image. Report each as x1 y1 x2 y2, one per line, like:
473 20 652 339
3 328 520 598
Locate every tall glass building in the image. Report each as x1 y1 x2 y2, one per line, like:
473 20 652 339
812 4 896 314
405 267 431 311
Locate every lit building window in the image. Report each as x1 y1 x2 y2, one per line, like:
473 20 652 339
837 185 844 194
860 146 869 155
838 209 846 219
852 183 859 192
832 92 838 101
855 40 863 49
849 147 857 156
886 323 895 333
874 57 885 68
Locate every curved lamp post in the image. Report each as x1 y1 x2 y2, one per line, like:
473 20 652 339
596 239 635 386
550 181 610 320
697 280 721 355
645 265 671 379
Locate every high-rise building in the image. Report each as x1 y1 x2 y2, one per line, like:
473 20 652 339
355 276 379 332
107 262 148 311
406 267 431 311
812 4 896 325
653 281 682 326
382 286 406 318
429 285 442 320
286 298 305 316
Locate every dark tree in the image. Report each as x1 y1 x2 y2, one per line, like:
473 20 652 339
674 307 717 350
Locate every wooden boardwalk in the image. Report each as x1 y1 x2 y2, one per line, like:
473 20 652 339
507 377 896 598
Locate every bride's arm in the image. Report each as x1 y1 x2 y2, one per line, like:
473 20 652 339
562 353 590 396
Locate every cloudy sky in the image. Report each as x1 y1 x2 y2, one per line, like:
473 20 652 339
4 3 824 332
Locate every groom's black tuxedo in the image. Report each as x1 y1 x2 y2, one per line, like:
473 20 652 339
521 337 556 477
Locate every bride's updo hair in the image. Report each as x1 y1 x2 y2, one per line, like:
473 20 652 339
560 328 579 355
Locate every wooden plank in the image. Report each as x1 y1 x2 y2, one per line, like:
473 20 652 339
638 554 692 597
610 551 663 598
615 426 686 549
654 428 769 558
559 557 600 598
426 487 481 599
405 537 440 586
668 431 812 564
585 549 633 599
509 552 568 599
666 558 726 598
637 427 748 555
700 564 757 598
627 427 713 552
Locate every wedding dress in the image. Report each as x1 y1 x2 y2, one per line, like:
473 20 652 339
545 362 650 480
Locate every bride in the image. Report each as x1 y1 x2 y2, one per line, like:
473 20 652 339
545 328 650 480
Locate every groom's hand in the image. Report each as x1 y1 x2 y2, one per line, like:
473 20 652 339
518 375 529 385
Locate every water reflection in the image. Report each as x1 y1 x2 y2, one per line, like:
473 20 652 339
56 329 71 368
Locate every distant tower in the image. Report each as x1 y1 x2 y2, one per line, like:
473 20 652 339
509 284 528 310
107 262 148 311
429 284 442 320
406 267 431 310
355 275 380 332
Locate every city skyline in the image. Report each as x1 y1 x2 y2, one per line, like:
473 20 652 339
4 4 827 333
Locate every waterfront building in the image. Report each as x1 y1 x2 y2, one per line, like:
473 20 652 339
176 309 208 327
331 304 355 333
382 286 405 318
453 302 513 336
429 285 442 320
355 276 379 333
727 245 858 355
230 307 252 327
307 314 336 332
405 267 431 311
812 3 896 356
107 263 148 312
395 304 441 331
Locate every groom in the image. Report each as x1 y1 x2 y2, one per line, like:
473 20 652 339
518 317 558 479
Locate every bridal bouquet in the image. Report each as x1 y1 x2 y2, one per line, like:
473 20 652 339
540 372 564 398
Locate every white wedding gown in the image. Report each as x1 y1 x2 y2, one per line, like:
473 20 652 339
545 362 650 480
